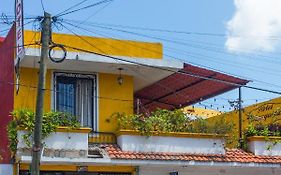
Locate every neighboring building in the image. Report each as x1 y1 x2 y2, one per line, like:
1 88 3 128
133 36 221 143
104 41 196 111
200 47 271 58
209 96 281 146
0 25 281 175
183 106 222 119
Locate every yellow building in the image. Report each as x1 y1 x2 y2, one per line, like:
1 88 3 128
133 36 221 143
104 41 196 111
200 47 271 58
183 106 222 119
2 26 281 175
13 30 183 174
208 97 281 147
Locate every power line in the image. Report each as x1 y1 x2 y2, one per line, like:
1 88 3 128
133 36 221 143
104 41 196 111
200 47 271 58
61 20 281 89
74 0 113 27
60 43 281 95
0 79 132 102
64 20 281 40
59 22 281 95
55 0 114 18
63 20 281 69
40 0 46 12
55 0 90 17
61 22 189 104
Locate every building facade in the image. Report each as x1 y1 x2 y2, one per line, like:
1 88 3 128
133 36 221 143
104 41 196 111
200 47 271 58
0 26 280 175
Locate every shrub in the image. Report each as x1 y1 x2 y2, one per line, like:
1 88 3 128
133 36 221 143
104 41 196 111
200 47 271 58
7 109 80 153
114 109 233 136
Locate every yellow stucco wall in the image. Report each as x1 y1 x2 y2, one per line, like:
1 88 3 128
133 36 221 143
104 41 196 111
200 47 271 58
14 67 52 112
14 68 133 133
20 163 136 173
16 30 160 133
24 30 163 59
98 73 134 132
183 106 222 119
208 97 281 147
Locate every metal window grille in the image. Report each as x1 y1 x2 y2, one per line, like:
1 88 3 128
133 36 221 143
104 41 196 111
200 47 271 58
54 72 97 130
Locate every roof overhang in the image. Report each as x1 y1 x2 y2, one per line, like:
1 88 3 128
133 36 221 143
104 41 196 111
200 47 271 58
19 156 281 168
134 63 249 112
21 47 183 91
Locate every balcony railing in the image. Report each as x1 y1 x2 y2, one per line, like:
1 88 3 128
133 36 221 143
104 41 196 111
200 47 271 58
89 131 117 144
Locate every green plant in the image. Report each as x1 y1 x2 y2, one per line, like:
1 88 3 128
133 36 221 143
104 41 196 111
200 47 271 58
113 109 234 136
244 107 281 150
7 109 80 154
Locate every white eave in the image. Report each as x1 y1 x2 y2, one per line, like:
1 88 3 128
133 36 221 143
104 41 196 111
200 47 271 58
21 48 183 91
18 156 281 168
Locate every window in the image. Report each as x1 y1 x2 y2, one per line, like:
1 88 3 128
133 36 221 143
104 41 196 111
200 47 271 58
54 72 97 130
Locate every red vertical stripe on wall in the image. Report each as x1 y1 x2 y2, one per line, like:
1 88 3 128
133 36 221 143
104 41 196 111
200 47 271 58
0 24 15 163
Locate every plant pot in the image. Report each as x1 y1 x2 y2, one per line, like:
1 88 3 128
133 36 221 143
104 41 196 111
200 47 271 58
17 127 91 158
247 136 281 156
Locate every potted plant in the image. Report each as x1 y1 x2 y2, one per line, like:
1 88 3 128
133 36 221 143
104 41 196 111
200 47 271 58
113 109 233 155
7 109 91 159
245 107 281 156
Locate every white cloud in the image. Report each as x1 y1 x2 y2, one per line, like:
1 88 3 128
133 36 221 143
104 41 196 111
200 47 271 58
225 0 281 53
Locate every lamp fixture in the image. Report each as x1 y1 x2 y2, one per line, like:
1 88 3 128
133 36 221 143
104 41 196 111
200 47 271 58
117 68 124 85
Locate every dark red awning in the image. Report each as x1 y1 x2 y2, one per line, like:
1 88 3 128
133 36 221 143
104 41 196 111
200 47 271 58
134 63 249 112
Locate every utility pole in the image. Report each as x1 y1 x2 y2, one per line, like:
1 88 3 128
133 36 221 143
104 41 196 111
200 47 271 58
31 12 51 175
238 87 243 148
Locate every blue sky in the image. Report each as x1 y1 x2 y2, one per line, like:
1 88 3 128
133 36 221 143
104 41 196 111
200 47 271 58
1 0 281 111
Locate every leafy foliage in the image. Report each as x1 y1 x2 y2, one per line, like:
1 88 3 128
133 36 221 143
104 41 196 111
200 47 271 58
243 107 281 150
245 107 281 137
7 109 80 153
114 109 234 136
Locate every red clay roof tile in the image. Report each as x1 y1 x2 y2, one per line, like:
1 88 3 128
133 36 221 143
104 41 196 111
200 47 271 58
94 144 281 164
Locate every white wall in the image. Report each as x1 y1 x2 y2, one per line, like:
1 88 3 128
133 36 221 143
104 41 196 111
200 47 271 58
248 140 281 156
0 164 13 175
118 135 225 154
17 130 88 150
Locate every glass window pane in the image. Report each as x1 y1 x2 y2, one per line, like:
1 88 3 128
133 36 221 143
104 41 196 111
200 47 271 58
56 76 76 116
55 73 97 130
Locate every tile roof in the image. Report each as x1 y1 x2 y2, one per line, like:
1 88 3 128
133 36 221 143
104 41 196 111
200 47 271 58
91 144 281 164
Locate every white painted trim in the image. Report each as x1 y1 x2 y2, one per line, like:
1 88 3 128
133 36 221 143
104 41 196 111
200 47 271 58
52 71 98 130
18 156 281 168
50 70 54 111
25 48 183 69
96 73 99 132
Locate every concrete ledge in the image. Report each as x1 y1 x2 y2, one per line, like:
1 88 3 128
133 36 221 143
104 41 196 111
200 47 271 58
117 130 226 154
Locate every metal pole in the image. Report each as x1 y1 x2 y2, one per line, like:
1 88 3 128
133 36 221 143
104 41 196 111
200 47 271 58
31 12 51 175
137 98 140 115
238 87 242 147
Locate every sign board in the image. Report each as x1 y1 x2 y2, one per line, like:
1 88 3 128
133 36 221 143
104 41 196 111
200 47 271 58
15 0 24 94
15 0 25 64
246 102 281 122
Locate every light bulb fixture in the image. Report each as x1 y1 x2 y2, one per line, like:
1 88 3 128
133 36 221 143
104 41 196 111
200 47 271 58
117 68 124 85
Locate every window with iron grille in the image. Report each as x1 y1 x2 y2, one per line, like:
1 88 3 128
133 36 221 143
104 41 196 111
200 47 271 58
54 72 98 130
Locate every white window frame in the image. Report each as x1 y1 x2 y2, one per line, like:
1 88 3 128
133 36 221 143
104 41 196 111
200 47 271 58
53 72 98 131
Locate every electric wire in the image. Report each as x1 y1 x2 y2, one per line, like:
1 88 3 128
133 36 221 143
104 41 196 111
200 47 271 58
59 43 281 95
61 20 281 89
55 0 90 17
40 0 46 12
0 79 133 102
54 0 114 18
63 19 281 72
63 20 281 73
64 20 281 41
73 0 113 27
61 22 190 107
79 22 281 68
